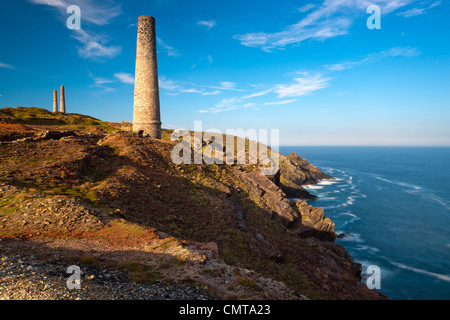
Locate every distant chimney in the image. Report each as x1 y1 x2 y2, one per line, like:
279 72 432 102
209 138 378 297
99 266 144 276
53 90 58 113
60 86 66 113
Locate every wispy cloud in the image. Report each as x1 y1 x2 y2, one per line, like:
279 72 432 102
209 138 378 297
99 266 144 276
200 72 329 113
157 38 180 57
201 90 221 96
325 47 421 71
0 62 15 69
29 0 122 60
397 1 441 17
275 73 330 98
208 81 245 92
159 77 180 91
114 72 135 84
159 77 221 96
242 89 273 100
264 99 297 106
88 73 115 93
29 0 121 25
298 4 317 12
197 20 216 29
73 29 121 59
235 0 419 51
91 76 113 85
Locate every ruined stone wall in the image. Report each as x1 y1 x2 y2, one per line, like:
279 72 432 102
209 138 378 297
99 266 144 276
133 16 161 139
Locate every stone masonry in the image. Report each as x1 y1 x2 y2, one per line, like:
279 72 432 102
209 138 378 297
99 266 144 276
132 15 162 139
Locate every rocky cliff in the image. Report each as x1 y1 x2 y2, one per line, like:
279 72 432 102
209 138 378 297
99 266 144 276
0 107 386 300
279 152 334 200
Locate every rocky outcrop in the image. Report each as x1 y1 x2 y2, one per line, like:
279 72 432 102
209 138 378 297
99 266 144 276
279 152 334 200
37 130 77 141
289 200 336 241
235 169 336 241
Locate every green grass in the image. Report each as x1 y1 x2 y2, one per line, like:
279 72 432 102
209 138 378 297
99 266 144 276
0 107 117 132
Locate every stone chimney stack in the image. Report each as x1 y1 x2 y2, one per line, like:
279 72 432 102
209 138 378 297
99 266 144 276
53 90 58 113
60 86 66 113
132 15 162 139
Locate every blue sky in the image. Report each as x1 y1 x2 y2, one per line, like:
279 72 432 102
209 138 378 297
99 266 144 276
0 0 449 146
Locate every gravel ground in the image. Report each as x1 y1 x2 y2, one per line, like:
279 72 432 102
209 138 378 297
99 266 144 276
0 254 216 300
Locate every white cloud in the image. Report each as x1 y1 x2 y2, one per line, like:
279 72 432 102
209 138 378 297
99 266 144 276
0 62 15 69
235 0 419 51
179 88 204 94
29 0 121 25
92 76 113 85
242 89 273 100
298 4 317 12
157 38 180 57
159 77 223 96
88 73 115 93
201 73 329 113
201 90 221 96
207 55 213 67
397 1 441 17
208 81 245 92
114 72 135 84
275 73 330 98
73 29 121 59
325 47 421 71
197 20 216 29
29 0 122 60
398 7 426 17
264 99 297 106
159 77 180 91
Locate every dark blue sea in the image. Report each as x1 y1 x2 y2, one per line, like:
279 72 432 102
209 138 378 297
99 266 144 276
279 147 450 300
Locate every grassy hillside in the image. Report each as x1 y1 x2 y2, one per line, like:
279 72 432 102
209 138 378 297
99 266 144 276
0 107 117 133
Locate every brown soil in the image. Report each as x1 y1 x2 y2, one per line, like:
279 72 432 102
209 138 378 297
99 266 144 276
0 124 387 300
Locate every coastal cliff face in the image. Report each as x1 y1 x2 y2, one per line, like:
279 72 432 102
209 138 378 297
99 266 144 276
0 107 386 300
279 152 334 200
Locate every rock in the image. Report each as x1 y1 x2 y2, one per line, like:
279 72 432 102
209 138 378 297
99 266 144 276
37 131 77 141
278 152 334 200
337 232 352 239
289 200 337 241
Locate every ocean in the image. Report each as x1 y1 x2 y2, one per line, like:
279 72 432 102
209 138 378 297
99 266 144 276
279 147 450 300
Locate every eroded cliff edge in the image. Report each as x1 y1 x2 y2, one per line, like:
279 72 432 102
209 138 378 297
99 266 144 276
0 107 386 300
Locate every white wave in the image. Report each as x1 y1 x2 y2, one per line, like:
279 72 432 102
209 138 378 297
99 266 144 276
335 212 360 227
428 194 450 210
375 176 422 191
339 211 359 218
375 176 393 184
398 182 422 190
404 191 450 210
354 245 380 253
322 195 358 210
318 179 339 186
304 185 324 190
389 261 450 283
